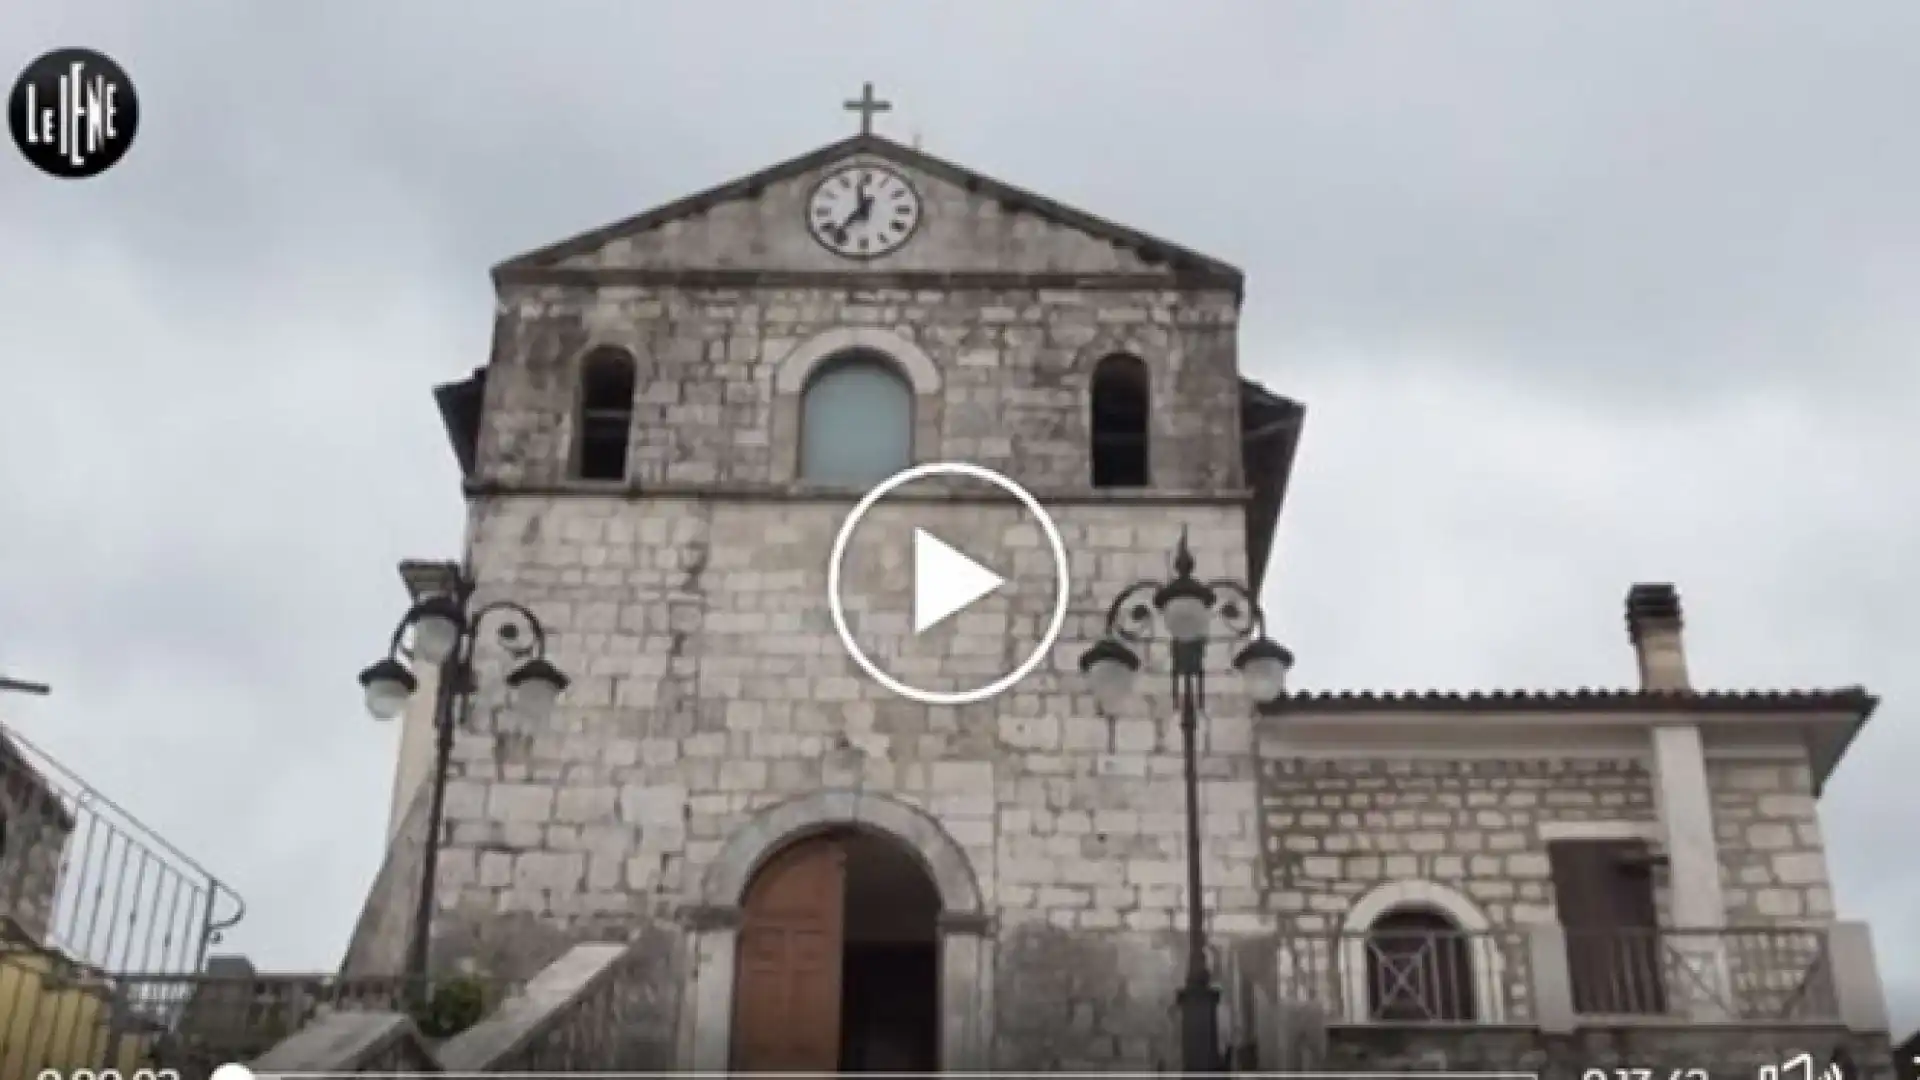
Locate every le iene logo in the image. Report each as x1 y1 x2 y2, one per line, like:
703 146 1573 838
8 47 139 179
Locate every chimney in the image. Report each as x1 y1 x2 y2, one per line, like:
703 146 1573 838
1626 583 1689 691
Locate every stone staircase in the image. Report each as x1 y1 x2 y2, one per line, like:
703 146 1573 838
252 941 658 1074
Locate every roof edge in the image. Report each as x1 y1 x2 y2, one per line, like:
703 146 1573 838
1259 687 1879 716
1240 380 1306 594
490 133 1244 286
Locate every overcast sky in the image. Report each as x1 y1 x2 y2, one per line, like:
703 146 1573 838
2 0 1914 1036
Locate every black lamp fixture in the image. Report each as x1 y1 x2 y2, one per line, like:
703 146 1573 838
357 571 570 983
1078 527 1292 1073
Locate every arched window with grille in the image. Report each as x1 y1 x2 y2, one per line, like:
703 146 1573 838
1365 906 1477 1022
1089 353 1150 488
574 346 636 481
799 351 914 486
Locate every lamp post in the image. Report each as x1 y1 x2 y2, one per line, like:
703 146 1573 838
357 571 570 983
1078 528 1293 1074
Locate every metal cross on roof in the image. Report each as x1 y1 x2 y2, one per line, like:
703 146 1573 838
843 81 892 135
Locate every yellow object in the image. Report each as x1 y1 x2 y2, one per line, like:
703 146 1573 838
0 947 156 1080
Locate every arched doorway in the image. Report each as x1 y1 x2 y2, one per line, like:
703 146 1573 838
731 828 943 1073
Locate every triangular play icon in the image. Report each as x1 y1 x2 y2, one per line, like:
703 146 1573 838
912 528 1005 634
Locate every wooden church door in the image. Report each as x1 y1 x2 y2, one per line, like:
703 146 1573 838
732 835 848 1072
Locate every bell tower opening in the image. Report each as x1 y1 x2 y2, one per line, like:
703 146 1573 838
732 828 942 1073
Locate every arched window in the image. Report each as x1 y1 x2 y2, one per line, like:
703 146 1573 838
800 351 913 486
1090 354 1150 488
574 347 636 481
1365 906 1476 1022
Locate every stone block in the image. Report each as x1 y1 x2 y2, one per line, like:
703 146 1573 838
488 783 556 823
1758 793 1817 818
621 785 688 825
1127 861 1185 887
513 851 585 894
1505 853 1551 878
717 760 769 791
554 785 618 824
1112 720 1157 754
443 780 487 821
930 760 993 792
478 851 512 888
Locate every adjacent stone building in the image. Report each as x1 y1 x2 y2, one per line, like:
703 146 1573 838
348 125 1896 1074
0 726 73 947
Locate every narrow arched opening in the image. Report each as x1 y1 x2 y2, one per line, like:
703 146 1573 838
574 346 636 481
732 827 941 1072
1090 353 1150 488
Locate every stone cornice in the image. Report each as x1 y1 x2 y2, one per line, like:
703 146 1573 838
494 266 1243 297
463 478 1256 507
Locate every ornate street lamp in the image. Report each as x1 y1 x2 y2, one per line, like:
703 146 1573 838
358 572 569 983
1078 528 1293 1074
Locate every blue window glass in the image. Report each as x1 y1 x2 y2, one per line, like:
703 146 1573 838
800 353 913 485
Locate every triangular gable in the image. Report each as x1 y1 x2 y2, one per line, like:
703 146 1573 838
492 134 1242 289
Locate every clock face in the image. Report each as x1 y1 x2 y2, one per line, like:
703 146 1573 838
806 163 922 259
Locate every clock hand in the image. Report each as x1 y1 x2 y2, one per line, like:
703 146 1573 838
844 183 876 227
831 182 876 243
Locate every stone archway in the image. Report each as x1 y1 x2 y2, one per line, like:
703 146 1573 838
678 790 993 1072
1338 879 1506 1023
772 327 943 397
766 327 944 483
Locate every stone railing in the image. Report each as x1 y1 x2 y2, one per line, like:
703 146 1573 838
252 1012 438 1076
251 941 657 1074
1276 921 1889 1033
438 942 655 1071
0 948 514 1080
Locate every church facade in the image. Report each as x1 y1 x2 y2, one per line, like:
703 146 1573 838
347 122 1895 1073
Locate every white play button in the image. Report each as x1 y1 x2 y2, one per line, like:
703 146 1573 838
912 528 1005 635
828 461 1072 706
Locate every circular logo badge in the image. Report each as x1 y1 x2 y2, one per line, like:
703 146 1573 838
9 48 140 179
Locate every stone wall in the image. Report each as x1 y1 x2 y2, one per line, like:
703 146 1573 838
1255 752 1848 932
433 493 1258 1069
1260 757 1662 930
479 280 1244 496
340 774 429 976
414 161 1270 1067
1258 751 1856 1032
1709 754 1835 923
0 751 72 946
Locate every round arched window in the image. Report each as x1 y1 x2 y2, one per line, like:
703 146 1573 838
800 352 913 486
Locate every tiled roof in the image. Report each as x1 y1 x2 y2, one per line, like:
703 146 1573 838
1262 687 1878 716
